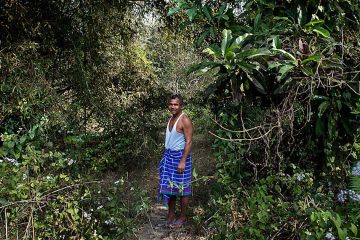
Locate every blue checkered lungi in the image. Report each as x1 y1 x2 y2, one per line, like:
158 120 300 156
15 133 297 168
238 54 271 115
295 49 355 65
158 149 192 203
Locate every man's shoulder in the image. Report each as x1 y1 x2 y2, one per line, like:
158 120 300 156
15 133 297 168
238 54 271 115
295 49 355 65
181 113 193 126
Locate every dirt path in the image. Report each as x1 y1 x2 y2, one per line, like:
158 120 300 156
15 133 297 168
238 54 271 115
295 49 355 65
135 133 215 240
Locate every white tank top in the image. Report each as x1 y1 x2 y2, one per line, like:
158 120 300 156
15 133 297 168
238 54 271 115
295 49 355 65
165 113 186 150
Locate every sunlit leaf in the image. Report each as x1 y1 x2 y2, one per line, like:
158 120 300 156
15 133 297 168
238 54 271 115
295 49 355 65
225 51 236 61
273 16 291 22
271 49 298 65
193 168 198 179
167 7 182 16
219 3 227 14
278 64 295 80
186 9 197 21
187 61 221 74
232 33 252 47
313 26 330 38
237 48 271 59
305 20 325 27
272 35 281 49
302 53 321 64
221 29 232 57
203 44 222 57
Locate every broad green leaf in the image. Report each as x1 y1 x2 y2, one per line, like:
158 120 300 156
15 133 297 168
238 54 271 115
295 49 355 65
237 48 271 59
305 20 324 27
310 212 316 222
227 45 240 53
351 223 358 236
203 5 213 21
302 53 321 64
313 26 330 38
302 66 314 76
296 4 308 26
0 198 8 205
167 7 182 16
340 115 352 136
221 29 232 57
20 135 27 144
278 64 295 80
193 168 198 179
272 35 281 49
246 49 272 59
318 101 330 118
186 9 197 21
203 44 222 57
232 33 252 47
29 130 35 139
179 20 192 30
315 118 325 136
217 14 229 20
297 5 302 26
187 61 221 75
246 74 266 94
337 228 347 240
237 61 257 73
254 13 262 30
196 30 210 48
336 100 342 111
272 49 298 65
268 62 282 69
219 3 227 14
209 26 216 37
225 50 236 61
273 16 291 22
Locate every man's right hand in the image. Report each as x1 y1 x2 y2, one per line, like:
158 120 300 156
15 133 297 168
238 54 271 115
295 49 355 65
177 161 185 173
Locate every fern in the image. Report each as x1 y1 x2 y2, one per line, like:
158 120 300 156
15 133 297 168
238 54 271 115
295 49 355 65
349 101 360 194
350 175 360 194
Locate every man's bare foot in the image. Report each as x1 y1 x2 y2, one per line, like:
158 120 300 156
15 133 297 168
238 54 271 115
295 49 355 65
170 218 186 228
166 215 176 225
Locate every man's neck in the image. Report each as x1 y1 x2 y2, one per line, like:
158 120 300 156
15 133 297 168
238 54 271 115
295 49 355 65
172 111 182 118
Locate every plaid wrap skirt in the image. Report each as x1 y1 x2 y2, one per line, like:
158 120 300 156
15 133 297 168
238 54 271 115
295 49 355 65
158 149 192 202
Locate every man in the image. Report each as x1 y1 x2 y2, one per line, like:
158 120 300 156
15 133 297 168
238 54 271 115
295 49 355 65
158 94 193 228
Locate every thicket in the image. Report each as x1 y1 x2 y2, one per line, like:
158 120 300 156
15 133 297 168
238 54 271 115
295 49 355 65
0 0 201 238
168 0 359 239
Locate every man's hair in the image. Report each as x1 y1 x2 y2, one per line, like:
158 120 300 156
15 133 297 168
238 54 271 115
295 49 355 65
168 94 183 105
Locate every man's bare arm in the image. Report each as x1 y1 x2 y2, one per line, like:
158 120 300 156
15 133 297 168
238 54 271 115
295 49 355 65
177 116 193 173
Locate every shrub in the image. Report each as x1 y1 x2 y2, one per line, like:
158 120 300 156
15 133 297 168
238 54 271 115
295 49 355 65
0 121 150 239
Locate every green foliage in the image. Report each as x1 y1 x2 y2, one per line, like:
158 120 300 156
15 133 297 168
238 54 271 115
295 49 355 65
169 0 360 238
349 101 360 194
193 170 360 239
184 105 215 133
0 123 150 239
304 208 360 240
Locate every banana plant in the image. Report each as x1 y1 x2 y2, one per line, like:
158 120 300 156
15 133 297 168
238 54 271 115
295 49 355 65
188 29 271 102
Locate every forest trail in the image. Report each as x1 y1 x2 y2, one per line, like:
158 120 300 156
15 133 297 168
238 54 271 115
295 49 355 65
135 133 216 240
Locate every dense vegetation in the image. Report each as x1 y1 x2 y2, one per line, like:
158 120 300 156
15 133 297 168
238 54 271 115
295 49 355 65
168 0 360 239
1 0 359 239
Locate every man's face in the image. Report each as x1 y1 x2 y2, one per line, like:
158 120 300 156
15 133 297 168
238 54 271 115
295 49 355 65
168 98 181 115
